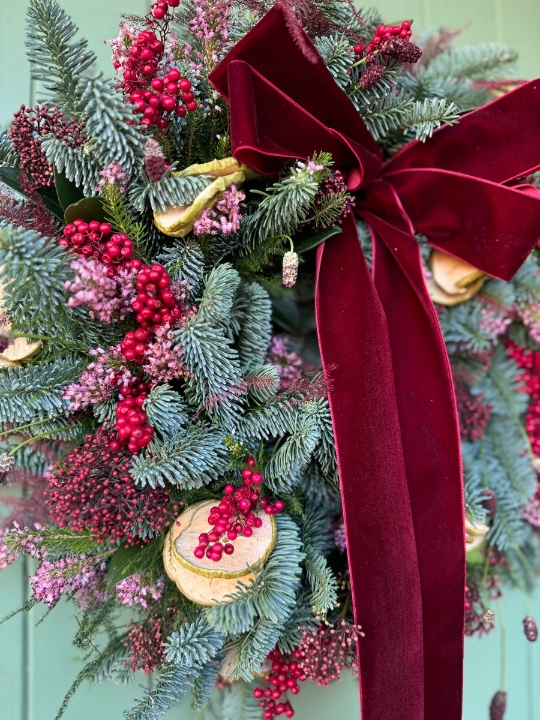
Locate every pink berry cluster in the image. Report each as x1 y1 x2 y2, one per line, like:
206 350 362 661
114 379 154 453
121 22 196 131
60 219 134 276
253 648 305 719
9 105 87 187
193 459 284 562
354 21 412 55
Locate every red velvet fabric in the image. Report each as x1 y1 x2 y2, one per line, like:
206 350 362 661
210 8 540 720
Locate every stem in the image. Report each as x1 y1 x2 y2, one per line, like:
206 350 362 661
0 415 64 440
8 424 85 455
266 234 294 251
10 332 90 353
497 598 506 691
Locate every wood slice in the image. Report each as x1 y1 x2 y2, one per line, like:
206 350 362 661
163 500 277 605
429 249 485 301
0 276 40 365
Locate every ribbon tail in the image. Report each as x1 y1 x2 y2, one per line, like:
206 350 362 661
315 214 424 720
361 185 465 720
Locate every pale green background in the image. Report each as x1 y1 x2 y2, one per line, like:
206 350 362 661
1 1 540 718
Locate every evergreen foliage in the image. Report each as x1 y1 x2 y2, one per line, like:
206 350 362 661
26 0 96 116
41 136 101 196
129 171 212 213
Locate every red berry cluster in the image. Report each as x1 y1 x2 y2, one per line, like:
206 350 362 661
46 428 178 545
122 262 181 350
455 384 492 442
121 23 196 131
507 342 540 455
354 21 412 55
60 219 134 276
152 0 179 20
115 382 155 453
193 459 284 562
253 648 305 719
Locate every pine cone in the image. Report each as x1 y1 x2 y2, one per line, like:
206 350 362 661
489 691 507 720
523 616 538 642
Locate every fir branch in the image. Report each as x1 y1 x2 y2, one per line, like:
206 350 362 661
41 136 101 196
73 597 118 651
164 616 225 666
197 264 241 329
55 657 104 720
0 358 85 426
426 43 518 82
405 98 460 141
191 656 221 711
314 34 353 91
205 514 304 635
129 170 212 213
157 238 205 295
100 182 148 262
277 590 320 654
176 316 244 428
144 384 190 440
130 423 230 489
235 618 284 679
0 132 19 167
241 155 331 250
235 283 272 372
82 77 145 175
93 636 133 685
26 0 97 116
244 365 280 404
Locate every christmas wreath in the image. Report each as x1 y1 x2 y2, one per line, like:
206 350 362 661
0 2 539 720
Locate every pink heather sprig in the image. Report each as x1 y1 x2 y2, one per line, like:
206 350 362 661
116 574 165 609
97 162 129 193
143 325 189 382
108 23 140 72
63 346 134 411
188 0 231 64
522 494 540 528
193 185 245 236
73 564 111 610
479 308 513 343
334 521 347 553
65 257 137 324
0 522 47 570
30 556 101 607
266 336 304 387
515 302 540 344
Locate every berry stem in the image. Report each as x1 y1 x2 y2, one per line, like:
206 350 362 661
497 598 506 692
9 331 90 353
8 424 86 456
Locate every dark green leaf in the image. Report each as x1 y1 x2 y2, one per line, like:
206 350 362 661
271 298 302 335
0 166 64 221
294 226 342 255
54 168 85 211
106 544 146 589
64 196 106 224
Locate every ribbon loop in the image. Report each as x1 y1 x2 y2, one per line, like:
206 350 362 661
210 7 540 720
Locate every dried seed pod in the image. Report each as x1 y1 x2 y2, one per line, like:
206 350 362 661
481 488 497 519
483 608 495 624
282 250 299 288
489 691 507 720
523 616 538 642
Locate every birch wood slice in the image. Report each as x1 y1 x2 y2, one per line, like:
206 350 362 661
163 500 277 605
429 249 486 299
465 515 489 553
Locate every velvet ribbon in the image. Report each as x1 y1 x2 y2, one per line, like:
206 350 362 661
209 8 540 719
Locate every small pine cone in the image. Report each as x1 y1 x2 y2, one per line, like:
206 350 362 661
483 608 495 624
144 139 167 182
282 251 299 288
482 489 497 519
359 64 385 90
489 691 507 720
523 616 538 642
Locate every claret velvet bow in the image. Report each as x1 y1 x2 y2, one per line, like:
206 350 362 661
210 7 540 720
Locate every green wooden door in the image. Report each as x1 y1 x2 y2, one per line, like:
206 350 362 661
1 1 540 718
